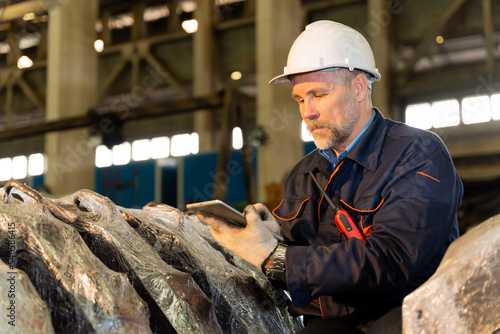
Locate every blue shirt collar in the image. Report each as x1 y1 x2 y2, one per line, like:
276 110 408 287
319 109 376 168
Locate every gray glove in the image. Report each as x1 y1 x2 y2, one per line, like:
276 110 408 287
197 204 279 268
252 203 284 242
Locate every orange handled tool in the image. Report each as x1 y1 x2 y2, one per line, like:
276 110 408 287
309 172 366 242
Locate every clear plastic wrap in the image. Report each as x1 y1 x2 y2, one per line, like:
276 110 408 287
0 186 151 333
0 259 55 333
146 203 303 333
402 214 500 334
0 183 304 333
46 189 222 334
123 203 302 334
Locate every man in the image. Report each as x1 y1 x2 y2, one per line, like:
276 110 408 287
197 20 463 333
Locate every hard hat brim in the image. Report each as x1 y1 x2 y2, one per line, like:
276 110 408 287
269 66 381 85
269 73 292 85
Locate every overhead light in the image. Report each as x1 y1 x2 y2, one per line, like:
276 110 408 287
17 56 33 69
0 43 10 54
181 19 198 33
180 1 197 13
108 13 134 29
18 34 40 50
230 71 242 81
23 13 35 21
94 39 104 52
95 20 103 32
436 36 444 44
143 5 170 21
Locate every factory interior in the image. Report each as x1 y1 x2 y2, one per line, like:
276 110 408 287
0 0 499 333
1 0 500 231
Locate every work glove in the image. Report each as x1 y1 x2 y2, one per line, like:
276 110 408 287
252 203 284 242
197 204 279 268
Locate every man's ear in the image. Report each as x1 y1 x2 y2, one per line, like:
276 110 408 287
352 73 368 103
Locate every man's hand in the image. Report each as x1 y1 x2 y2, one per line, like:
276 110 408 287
196 204 279 268
252 203 284 242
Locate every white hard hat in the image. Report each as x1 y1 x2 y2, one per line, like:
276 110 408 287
269 20 381 84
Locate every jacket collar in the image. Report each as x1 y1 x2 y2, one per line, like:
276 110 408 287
301 148 331 176
345 108 386 172
302 108 387 174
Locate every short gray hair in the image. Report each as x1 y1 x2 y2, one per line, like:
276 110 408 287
323 67 373 105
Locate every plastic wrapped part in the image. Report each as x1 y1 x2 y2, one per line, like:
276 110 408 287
402 214 500 334
121 206 292 334
0 259 55 333
183 212 279 296
0 202 151 334
46 189 223 334
144 204 304 333
182 212 304 333
1 181 43 205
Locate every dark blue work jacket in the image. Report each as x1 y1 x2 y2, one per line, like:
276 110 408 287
273 109 463 323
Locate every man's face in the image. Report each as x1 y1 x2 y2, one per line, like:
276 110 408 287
292 70 360 151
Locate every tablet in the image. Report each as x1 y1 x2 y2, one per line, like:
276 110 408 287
186 200 246 227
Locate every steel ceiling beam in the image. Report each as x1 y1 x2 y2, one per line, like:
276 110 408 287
482 0 495 74
0 0 47 22
399 0 468 81
0 93 223 141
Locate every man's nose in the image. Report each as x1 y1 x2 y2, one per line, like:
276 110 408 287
301 100 319 120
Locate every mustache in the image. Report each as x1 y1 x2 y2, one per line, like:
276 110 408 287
306 119 332 132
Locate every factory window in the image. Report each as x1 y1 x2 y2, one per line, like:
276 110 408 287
0 153 43 181
431 99 460 128
406 93 500 129
491 94 500 120
232 127 243 149
0 158 12 181
96 133 199 167
301 121 314 142
12 156 28 180
28 153 44 176
405 103 433 130
95 145 113 168
190 133 199 154
132 139 151 161
150 137 170 159
112 142 131 166
461 95 491 125
171 133 198 157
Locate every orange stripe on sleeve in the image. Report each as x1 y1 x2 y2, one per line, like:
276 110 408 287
416 171 440 183
319 297 325 319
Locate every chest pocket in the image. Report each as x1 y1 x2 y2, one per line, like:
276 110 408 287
340 196 385 237
273 197 310 221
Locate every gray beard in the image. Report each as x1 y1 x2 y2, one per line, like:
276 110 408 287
312 125 351 150
307 112 359 150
